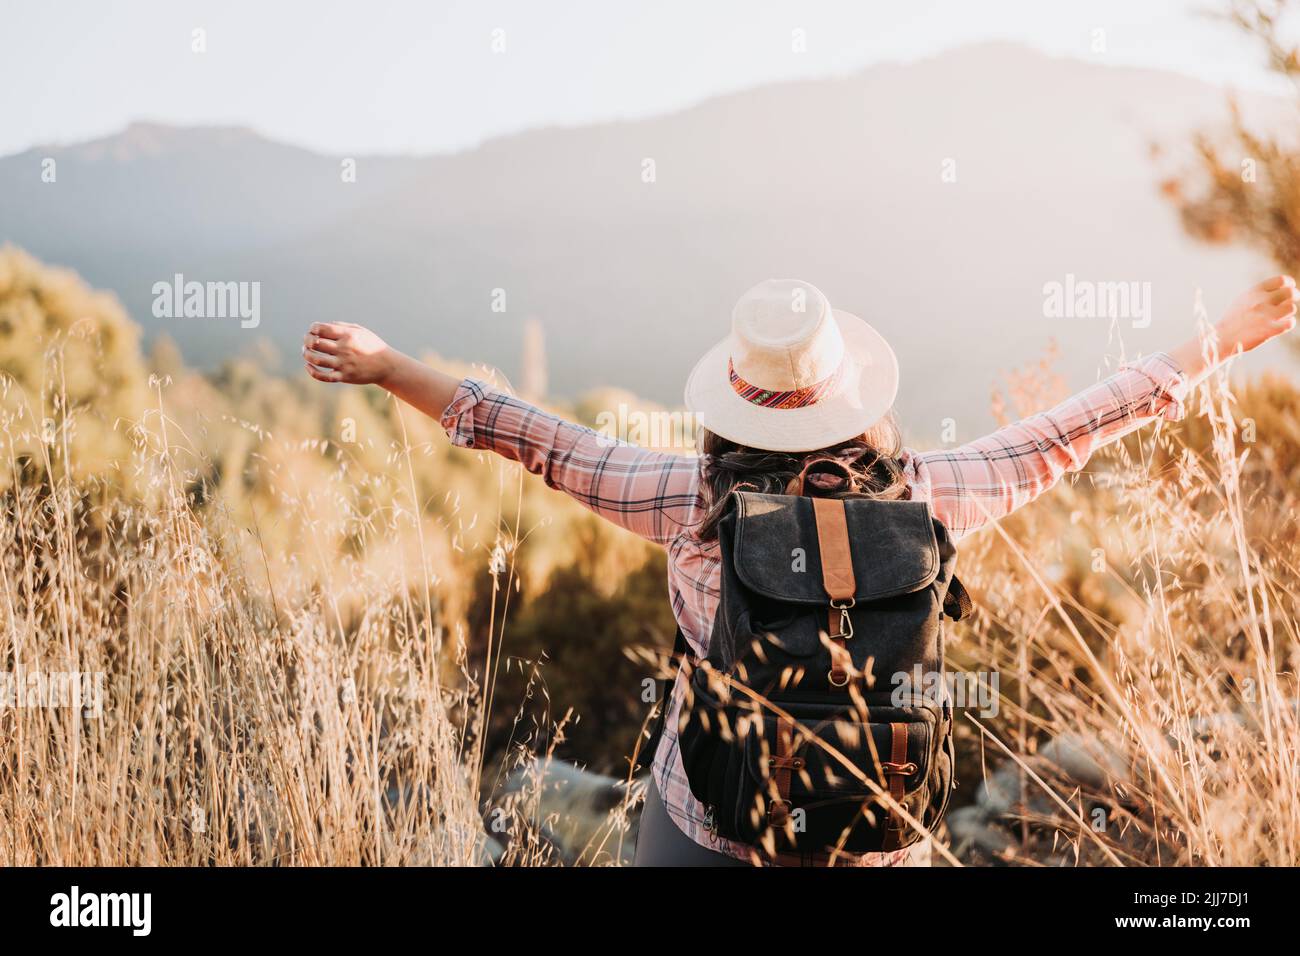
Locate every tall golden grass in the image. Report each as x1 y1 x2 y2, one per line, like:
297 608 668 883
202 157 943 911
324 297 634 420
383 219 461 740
0 248 1297 865
952 357 1300 865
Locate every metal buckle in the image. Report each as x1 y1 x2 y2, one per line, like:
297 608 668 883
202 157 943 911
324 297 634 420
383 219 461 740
881 761 918 776
829 598 855 641
828 598 856 684
768 801 791 826
834 607 854 640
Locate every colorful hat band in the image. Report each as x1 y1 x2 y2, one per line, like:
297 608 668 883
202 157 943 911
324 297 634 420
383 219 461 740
728 358 845 409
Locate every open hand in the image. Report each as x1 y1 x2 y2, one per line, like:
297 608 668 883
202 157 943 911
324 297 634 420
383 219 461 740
1218 275 1298 356
303 322 396 385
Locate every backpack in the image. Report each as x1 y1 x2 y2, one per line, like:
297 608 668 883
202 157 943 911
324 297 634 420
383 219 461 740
672 459 971 863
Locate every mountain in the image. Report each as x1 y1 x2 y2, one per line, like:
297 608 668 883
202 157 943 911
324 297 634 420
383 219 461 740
0 44 1288 438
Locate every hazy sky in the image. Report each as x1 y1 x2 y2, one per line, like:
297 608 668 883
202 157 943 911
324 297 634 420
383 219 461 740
1 0 1290 158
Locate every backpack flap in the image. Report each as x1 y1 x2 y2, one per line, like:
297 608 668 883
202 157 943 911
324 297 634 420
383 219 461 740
728 491 941 658
731 491 940 603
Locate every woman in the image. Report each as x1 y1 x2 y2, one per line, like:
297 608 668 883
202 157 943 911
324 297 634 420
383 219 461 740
303 276 1296 866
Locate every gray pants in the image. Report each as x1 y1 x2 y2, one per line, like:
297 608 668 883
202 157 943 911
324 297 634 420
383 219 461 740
633 779 751 867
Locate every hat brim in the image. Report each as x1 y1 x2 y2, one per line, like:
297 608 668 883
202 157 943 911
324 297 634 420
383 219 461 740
683 309 899 453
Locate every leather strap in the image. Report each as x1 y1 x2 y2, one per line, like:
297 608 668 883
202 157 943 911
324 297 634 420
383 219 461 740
882 722 910 849
943 575 973 621
788 457 854 497
825 606 852 686
767 716 800 828
812 497 856 687
811 497 856 600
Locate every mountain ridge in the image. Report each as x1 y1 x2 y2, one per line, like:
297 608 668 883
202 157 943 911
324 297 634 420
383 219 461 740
1 42 1288 437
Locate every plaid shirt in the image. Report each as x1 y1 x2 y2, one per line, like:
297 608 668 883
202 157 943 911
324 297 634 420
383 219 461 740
441 352 1188 865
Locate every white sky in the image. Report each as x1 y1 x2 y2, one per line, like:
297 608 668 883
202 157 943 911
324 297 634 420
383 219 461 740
1 0 1291 157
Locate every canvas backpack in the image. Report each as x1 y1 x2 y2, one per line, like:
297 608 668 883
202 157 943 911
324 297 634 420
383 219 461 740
669 459 972 863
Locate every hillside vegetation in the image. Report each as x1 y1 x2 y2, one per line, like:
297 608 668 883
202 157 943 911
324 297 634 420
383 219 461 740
0 246 1296 865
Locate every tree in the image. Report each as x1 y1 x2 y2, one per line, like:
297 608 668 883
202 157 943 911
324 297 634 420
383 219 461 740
1164 0 1300 297
0 245 150 483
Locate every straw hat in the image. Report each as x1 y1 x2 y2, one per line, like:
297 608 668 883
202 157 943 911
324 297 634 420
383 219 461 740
684 279 899 452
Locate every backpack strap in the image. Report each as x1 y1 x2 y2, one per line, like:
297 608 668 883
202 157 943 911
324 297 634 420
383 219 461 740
881 722 916 849
635 627 693 773
943 575 973 621
766 716 800 829
811 497 857 688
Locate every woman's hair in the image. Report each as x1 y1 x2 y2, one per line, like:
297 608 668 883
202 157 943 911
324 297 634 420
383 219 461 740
694 412 909 541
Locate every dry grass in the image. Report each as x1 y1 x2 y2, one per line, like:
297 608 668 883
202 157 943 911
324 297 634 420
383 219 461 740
950 357 1300 865
0 369 493 864
0 317 1297 865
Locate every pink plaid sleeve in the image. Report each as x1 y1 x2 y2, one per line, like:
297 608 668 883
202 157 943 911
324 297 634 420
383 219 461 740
906 352 1189 540
440 378 702 546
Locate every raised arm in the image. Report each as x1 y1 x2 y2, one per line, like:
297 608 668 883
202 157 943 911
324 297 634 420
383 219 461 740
909 275 1298 541
302 322 701 545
